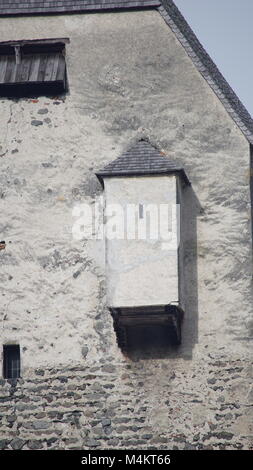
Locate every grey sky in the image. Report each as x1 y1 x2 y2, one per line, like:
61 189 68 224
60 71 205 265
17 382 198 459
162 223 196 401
174 0 253 116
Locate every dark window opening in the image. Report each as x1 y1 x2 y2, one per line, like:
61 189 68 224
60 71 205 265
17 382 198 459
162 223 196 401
111 305 183 359
139 203 144 219
3 345 20 379
128 324 176 348
0 38 69 98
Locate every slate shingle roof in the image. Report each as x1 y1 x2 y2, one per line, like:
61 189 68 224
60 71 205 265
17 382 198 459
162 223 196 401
0 0 253 144
96 140 190 185
0 1 160 15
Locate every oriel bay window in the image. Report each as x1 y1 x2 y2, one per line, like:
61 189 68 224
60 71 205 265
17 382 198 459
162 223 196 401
96 139 190 352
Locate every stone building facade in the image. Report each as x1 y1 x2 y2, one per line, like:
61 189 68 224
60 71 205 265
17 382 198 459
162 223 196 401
0 0 252 450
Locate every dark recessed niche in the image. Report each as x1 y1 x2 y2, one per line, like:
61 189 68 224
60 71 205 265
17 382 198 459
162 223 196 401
3 345 21 379
111 305 183 359
0 81 66 98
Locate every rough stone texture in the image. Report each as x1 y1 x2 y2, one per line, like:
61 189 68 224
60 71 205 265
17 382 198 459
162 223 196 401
0 360 252 450
0 9 252 450
10 438 26 450
31 120 43 126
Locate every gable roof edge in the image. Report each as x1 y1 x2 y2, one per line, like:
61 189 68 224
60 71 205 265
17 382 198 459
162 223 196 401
158 1 253 145
0 1 252 144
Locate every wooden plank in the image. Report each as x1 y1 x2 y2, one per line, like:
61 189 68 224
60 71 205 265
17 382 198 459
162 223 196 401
44 53 58 81
0 38 69 48
49 53 60 81
6 55 34 84
9 61 19 83
0 55 8 83
0 50 66 90
37 53 48 82
119 315 172 326
121 306 165 315
56 54 66 81
4 56 15 84
28 55 41 82
19 55 32 83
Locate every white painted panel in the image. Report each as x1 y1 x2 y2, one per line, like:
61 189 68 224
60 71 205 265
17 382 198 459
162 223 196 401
104 175 180 307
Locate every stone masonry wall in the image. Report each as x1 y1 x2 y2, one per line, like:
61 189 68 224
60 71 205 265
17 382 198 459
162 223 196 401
0 357 252 450
0 9 252 450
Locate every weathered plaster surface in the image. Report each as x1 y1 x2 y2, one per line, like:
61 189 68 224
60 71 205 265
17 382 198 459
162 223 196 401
104 175 179 308
0 10 252 449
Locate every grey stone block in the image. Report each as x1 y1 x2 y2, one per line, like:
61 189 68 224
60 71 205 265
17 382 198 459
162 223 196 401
10 438 26 450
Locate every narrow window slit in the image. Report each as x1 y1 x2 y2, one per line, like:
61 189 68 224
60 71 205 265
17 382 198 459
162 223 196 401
3 345 20 379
